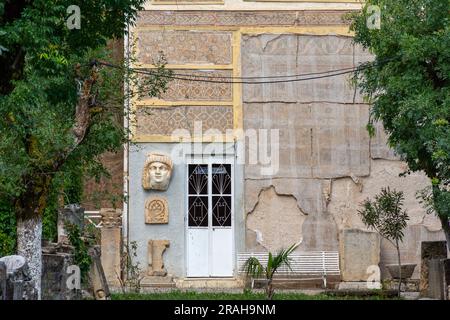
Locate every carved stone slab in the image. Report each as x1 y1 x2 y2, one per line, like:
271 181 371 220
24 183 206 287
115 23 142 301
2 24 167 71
148 240 170 277
100 208 122 228
145 197 169 224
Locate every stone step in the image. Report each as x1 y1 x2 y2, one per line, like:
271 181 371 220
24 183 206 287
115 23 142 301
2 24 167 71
175 278 245 289
141 276 176 288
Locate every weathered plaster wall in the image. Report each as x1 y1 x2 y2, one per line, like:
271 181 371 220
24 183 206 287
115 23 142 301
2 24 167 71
128 142 245 278
130 9 445 282
241 33 445 279
242 34 367 253
246 186 307 252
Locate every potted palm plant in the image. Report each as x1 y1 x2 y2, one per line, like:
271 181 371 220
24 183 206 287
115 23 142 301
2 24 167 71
243 243 299 300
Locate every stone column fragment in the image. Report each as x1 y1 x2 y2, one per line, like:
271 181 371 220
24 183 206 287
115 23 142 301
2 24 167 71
100 208 122 287
148 240 170 276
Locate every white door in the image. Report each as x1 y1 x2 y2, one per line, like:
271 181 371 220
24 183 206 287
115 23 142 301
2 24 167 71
186 158 234 277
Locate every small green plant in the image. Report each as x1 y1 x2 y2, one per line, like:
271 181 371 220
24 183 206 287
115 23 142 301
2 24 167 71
0 199 16 256
118 241 145 293
65 222 92 284
243 243 299 300
357 187 409 297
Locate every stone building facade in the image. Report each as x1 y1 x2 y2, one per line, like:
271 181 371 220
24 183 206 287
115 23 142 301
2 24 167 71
125 0 445 287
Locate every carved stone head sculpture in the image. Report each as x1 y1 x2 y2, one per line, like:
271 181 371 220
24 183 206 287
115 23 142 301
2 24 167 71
142 153 173 191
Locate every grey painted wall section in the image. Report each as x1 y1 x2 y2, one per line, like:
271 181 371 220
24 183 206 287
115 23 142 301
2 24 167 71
128 142 245 278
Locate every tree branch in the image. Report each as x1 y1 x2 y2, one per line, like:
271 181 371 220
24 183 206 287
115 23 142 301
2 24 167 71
52 65 99 171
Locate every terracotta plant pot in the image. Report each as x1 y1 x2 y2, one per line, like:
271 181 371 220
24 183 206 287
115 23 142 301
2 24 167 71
385 263 417 279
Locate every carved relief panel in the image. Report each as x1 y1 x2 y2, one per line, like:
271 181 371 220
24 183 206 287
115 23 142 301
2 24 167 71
145 197 169 224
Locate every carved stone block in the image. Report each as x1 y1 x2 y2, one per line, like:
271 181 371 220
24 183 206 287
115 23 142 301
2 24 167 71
100 208 122 228
100 208 122 287
148 240 170 277
145 197 169 224
142 153 173 191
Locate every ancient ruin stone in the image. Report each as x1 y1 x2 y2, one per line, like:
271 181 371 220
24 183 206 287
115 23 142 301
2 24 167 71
148 240 170 277
100 208 122 228
88 246 110 300
145 197 169 224
0 255 32 300
100 208 122 287
0 261 6 300
142 153 173 191
42 252 81 300
57 204 85 244
339 229 380 281
420 241 447 297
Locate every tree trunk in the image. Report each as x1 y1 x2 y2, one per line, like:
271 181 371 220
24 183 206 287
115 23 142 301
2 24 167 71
395 241 402 297
17 215 42 300
266 279 274 300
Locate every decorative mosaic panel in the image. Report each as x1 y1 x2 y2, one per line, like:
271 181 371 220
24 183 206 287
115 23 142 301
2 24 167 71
136 10 350 27
135 30 232 65
138 70 233 101
136 105 234 136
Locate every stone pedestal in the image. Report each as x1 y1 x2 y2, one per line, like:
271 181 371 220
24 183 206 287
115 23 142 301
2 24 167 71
100 208 122 287
420 241 447 297
141 276 175 288
339 229 380 281
0 255 35 300
42 252 81 300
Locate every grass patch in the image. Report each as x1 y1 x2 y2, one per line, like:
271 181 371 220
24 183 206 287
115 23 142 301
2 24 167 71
111 290 399 300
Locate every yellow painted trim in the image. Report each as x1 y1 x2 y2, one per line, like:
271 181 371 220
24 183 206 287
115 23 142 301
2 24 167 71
232 31 243 131
134 26 238 32
133 64 234 70
242 26 352 35
133 135 236 143
135 100 233 106
133 26 352 36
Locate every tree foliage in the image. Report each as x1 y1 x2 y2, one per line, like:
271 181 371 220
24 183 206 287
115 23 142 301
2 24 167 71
358 187 409 244
0 0 170 214
349 0 450 243
357 187 409 295
0 1 171 296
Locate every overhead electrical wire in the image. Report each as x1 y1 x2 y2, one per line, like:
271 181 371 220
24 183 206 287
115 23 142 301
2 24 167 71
93 56 395 85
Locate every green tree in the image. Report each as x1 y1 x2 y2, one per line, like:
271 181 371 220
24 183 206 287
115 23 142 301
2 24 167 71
0 0 171 299
349 0 450 249
243 243 299 300
358 187 409 296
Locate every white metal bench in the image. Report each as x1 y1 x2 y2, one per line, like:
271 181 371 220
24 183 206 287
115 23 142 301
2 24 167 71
237 251 340 288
